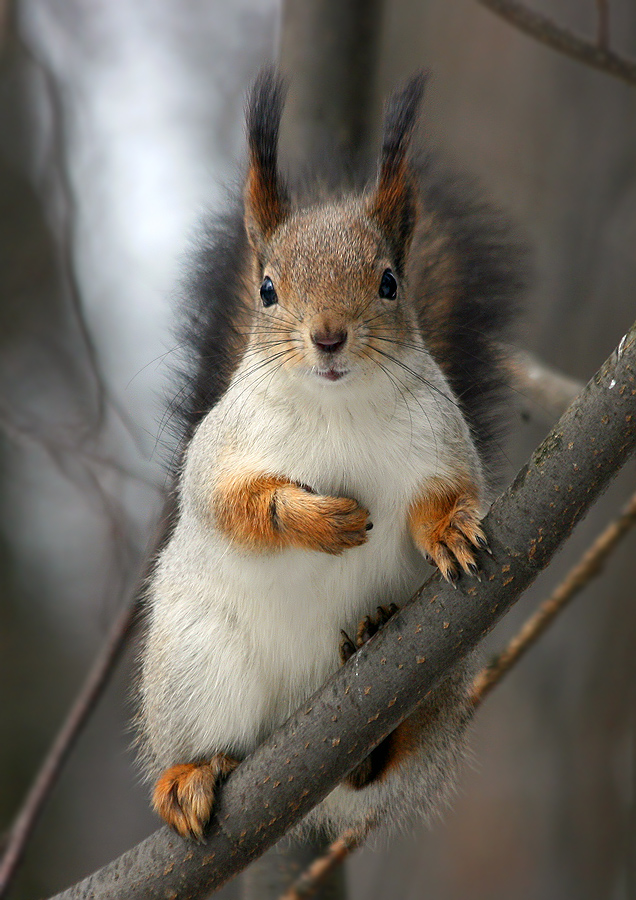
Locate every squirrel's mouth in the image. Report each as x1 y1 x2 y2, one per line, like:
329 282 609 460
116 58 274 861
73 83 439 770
315 367 348 382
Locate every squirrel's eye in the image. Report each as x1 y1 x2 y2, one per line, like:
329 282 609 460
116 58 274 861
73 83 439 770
379 269 398 300
260 276 278 307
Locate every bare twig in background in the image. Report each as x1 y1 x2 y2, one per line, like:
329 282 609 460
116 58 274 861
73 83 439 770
44 324 636 900
0 504 171 899
19 34 148 453
0 399 161 494
279 830 365 900
280 488 636 899
596 0 610 51
0 604 137 897
507 348 583 424
470 487 636 707
475 0 636 87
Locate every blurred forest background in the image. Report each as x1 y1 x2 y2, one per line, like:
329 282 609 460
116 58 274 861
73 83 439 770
1 1 636 898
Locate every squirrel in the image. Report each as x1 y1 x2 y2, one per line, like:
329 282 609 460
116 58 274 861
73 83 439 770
137 69 523 841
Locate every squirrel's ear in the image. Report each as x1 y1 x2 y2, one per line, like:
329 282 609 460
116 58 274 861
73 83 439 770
244 69 290 255
368 72 428 274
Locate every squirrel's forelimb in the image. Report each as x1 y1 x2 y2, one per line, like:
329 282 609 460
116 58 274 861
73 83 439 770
409 477 486 582
212 472 371 554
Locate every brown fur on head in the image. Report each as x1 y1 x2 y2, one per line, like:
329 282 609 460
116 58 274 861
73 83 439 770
243 71 428 384
256 201 417 382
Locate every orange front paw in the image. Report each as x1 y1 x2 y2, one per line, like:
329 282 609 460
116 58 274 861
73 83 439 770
409 481 487 583
297 493 371 554
153 755 238 841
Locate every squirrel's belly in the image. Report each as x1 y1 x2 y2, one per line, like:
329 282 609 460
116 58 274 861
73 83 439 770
147 514 428 764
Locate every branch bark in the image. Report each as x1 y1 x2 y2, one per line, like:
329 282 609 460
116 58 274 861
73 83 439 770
475 0 636 87
46 322 636 899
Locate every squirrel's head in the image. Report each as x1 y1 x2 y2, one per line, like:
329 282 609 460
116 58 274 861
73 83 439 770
242 69 427 390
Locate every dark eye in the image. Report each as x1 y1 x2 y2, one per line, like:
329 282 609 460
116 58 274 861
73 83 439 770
379 269 397 300
260 276 278 307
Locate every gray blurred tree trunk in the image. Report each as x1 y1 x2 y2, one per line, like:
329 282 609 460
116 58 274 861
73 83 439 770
279 0 384 176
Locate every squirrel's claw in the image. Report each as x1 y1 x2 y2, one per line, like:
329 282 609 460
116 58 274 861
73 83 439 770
339 604 400 666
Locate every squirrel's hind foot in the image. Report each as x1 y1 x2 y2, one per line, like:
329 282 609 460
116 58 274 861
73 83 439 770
153 754 238 841
339 603 399 665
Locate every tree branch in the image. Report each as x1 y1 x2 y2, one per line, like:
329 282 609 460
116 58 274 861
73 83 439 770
45 322 636 899
279 0 384 175
475 0 636 87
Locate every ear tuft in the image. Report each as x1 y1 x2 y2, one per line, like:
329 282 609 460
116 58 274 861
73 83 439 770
368 71 429 273
244 68 290 250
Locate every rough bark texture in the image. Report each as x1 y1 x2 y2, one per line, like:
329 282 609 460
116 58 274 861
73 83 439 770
48 323 636 900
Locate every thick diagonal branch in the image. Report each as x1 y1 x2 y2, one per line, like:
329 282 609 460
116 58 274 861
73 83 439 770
47 323 636 899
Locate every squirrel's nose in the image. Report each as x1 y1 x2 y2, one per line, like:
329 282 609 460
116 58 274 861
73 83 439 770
311 330 348 353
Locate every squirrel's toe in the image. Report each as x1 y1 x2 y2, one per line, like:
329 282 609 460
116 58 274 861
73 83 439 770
153 755 238 841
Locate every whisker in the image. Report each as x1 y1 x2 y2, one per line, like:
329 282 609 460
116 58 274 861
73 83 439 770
359 348 415 453
220 348 301 429
368 345 461 411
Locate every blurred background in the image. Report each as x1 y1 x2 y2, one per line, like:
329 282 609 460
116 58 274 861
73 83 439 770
1 1 635 898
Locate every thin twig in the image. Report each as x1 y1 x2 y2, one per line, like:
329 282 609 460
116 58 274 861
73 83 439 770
279 829 365 900
0 503 171 898
596 0 610 52
0 604 137 896
475 0 636 87
470 487 636 707
282 486 636 900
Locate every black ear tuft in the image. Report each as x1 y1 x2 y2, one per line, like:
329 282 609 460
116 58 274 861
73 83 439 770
244 68 290 248
380 71 428 182
368 71 429 274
